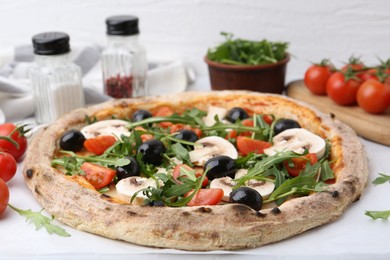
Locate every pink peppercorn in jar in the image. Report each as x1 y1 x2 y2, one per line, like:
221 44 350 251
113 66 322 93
101 15 148 98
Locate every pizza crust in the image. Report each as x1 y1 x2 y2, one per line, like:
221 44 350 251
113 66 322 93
23 91 368 251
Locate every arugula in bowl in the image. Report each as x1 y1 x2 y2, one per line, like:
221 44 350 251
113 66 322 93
207 32 289 66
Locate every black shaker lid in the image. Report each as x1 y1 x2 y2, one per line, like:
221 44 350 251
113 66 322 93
32 32 70 55
106 15 140 36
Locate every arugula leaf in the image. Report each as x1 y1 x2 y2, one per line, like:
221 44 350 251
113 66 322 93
170 143 192 165
8 204 70 237
264 163 321 203
319 160 335 181
372 173 390 185
365 210 390 220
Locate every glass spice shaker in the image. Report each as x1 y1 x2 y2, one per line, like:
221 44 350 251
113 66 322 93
29 32 84 124
102 15 148 98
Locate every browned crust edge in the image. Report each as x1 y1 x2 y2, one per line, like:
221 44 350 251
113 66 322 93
22 91 368 251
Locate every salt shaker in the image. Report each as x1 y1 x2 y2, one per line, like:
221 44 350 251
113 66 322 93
29 32 84 124
102 15 148 98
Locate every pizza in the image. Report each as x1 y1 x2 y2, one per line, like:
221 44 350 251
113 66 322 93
22 91 368 251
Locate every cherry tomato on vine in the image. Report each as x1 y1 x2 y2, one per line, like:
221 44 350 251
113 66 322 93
358 68 378 82
0 123 28 161
341 57 365 72
304 60 333 95
326 72 362 106
357 79 390 114
0 152 17 182
0 178 9 215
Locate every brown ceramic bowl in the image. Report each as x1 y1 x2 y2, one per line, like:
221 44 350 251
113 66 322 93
205 54 290 94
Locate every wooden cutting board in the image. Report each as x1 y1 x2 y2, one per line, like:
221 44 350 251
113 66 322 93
286 80 390 146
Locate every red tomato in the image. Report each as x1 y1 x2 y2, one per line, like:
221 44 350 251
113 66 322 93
227 118 254 139
170 124 203 137
304 62 333 95
0 123 28 161
154 106 174 117
134 127 154 142
357 79 390 114
341 57 365 72
185 188 224 206
172 164 208 187
83 135 116 155
80 162 116 189
262 114 273 125
236 136 271 156
0 152 17 182
284 153 318 177
154 106 175 128
326 72 362 105
0 178 9 215
359 68 378 82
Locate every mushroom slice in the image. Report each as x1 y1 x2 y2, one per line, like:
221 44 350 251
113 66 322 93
210 177 236 202
81 119 130 139
115 177 156 205
234 169 275 199
264 128 326 159
203 106 228 126
189 136 238 166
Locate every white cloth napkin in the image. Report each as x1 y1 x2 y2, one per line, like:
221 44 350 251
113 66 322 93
0 42 194 122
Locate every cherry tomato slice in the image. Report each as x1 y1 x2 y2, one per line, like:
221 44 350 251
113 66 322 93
154 106 175 128
185 188 224 206
227 118 254 139
173 164 208 187
236 136 272 156
170 124 203 137
283 153 318 177
0 152 17 182
84 135 117 155
80 162 116 189
0 178 9 215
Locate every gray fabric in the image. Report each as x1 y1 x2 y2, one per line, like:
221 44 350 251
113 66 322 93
14 45 34 62
73 44 102 76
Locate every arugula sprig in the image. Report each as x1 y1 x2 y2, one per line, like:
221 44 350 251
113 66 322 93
372 173 390 185
366 173 390 220
8 204 70 237
234 150 332 204
131 166 208 207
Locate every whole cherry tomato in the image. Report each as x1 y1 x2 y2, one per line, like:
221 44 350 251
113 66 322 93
304 60 333 95
357 79 390 114
0 178 9 215
0 152 17 182
341 56 365 72
326 72 362 106
0 123 28 161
